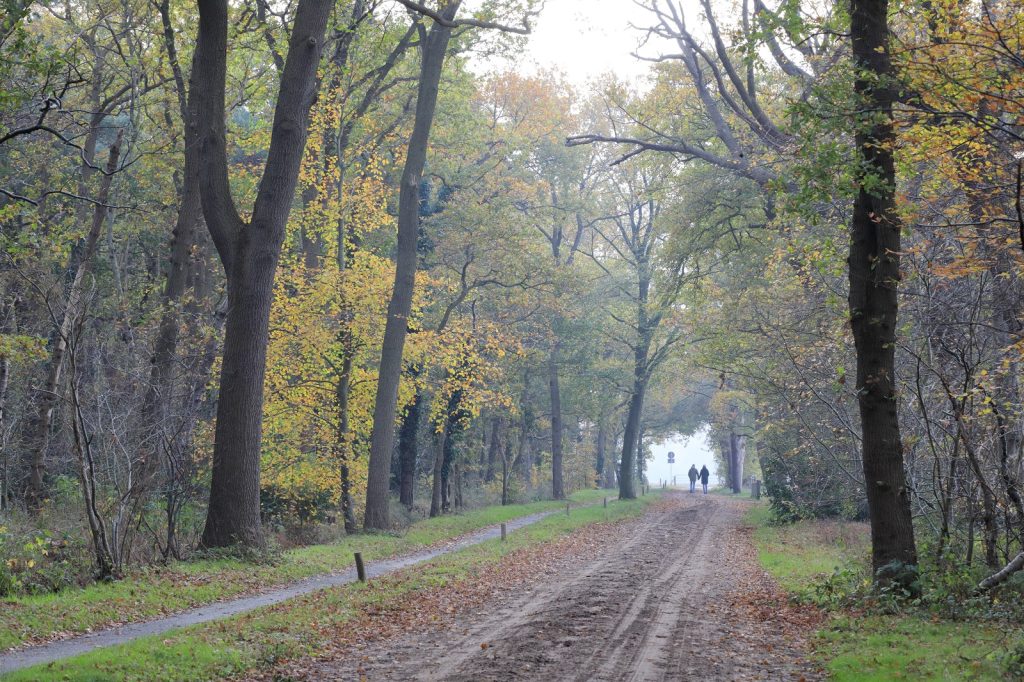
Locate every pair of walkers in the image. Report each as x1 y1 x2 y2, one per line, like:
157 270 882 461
688 464 709 494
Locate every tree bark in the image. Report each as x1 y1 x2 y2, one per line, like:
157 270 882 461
429 425 445 517
548 345 565 499
192 0 332 548
848 0 918 581
595 416 607 488
619 372 646 500
364 3 460 529
397 386 423 509
485 416 500 483
729 430 744 493
140 0 204 491
0 302 11 510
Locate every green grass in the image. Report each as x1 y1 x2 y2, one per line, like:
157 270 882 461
0 489 610 651
744 501 1015 681
3 492 660 681
744 503 868 595
819 614 1010 681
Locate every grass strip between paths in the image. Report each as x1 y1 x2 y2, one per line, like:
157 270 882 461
2 491 660 681
0 490 610 652
744 502 1012 681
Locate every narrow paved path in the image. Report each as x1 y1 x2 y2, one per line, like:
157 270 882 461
0 509 559 675
311 495 820 681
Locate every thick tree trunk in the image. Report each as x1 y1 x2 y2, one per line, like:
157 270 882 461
729 430 744 493
364 4 460 530
619 377 646 500
848 0 918 581
548 346 565 499
194 0 332 548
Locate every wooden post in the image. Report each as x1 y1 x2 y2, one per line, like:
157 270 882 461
354 552 366 582
753 480 762 500
603 497 607 508
500 522 507 541
566 502 571 516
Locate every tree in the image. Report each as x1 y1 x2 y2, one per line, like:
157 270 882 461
189 0 333 548
847 0 918 584
363 0 533 529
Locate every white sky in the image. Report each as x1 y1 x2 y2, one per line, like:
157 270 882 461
482 0 682 88
647 426 722 488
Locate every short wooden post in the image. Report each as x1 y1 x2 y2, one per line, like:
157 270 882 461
566 502 571 516
500 522 507 541
752 480 762 500
603 497 607 508
354 552 366 582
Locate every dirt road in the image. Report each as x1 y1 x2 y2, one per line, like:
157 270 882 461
311 495 820 681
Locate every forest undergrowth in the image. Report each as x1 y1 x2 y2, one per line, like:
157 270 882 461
746 502 1024 680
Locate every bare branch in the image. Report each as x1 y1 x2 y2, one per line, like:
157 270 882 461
394 0 535 34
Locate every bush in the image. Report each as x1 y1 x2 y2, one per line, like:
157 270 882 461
0 522 90 596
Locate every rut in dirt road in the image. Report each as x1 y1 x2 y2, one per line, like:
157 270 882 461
325 495 819 682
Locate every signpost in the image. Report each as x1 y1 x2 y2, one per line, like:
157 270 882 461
667 451 675 487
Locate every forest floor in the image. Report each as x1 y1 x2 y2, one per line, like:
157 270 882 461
277 493 822 681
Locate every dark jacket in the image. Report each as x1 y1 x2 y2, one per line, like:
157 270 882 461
699 466 710 484
687 466 698 482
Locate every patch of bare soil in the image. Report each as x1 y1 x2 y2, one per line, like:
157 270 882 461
276 494 822 682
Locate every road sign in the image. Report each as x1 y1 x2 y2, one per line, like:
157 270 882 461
667 451 675 464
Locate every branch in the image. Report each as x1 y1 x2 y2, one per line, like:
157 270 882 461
394 0 535 34
977 550 1024 592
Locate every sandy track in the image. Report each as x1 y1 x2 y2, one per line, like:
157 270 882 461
314 495 820 682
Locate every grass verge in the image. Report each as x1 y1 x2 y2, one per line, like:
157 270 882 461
0 489 610 651
3 492 660 681
744 502 1013 681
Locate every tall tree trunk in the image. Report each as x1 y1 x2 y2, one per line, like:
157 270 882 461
729 430 744 493
139 0 204 493
364 3 460 530
0 302 11 510
334 338 358 532
501 439 512 505
619 374 646 500
548 345 565 499
193 0 332 548
397 385 423 509
429 425 445 517
595 416 607 488
485 416 500 483
848 0 918 582
636 422 646 484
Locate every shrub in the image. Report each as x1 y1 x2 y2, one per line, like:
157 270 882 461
0 523 89 596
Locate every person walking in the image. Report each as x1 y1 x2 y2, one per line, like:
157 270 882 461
699 465 710 494
687 464 698 493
